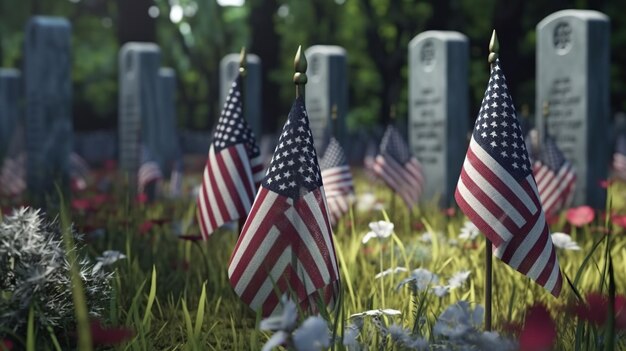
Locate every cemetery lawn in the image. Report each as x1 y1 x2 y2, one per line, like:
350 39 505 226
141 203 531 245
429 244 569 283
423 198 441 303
7 174 626 350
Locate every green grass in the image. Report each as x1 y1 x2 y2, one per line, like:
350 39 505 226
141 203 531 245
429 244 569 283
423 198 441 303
6 174 626 349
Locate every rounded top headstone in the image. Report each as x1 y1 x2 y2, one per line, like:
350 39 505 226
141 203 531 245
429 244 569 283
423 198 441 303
119 42 161 55
28 16 71 29
0 68 21 78
304 45 347 57
538 9 609 29
408 30 468 48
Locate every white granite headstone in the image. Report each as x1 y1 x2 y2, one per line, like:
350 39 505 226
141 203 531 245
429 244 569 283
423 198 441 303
408 31 469 205
0 69 21 160
536 10 610 208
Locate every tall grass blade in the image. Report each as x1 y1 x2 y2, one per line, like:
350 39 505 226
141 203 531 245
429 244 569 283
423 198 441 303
143 265 158 326
194 282 208 337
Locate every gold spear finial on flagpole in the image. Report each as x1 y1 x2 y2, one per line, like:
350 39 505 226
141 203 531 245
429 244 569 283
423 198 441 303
294 45 308 99
488 30 499 64
239 46 247 77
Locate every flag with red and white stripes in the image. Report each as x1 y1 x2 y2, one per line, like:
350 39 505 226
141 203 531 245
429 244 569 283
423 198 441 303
138 147 163 194
197 75 263 239
455 59 562 296
169 158 184 198
612 133 626 181
532 136 576 217
228 97 340 316
320 137 354 225
373 125 424 209
70 152 90 191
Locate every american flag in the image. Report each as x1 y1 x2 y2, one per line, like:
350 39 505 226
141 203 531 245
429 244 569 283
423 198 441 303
138 146 163 194
0 153 26 197
372 125 424 209
455 59 562 296
320 137 354 225
612 133 626 181
228 97 340 316
532 135 576 217
196 75 263 239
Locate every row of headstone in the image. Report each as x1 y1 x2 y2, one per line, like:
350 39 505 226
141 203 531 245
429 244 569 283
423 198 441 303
0 69 21 160
404 9 610 208
118 43 181 191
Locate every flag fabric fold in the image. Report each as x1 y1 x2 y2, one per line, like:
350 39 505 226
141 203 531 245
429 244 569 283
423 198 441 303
372 125 424 209
320 137 354 225
531 136 576 217
454 59 562 297
196 75 263 239
137 146 163 194
228 97 340 316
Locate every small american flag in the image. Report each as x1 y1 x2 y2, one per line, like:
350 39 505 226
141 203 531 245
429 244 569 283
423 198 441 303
70 152 90 191
138 146 163 194
0 153 26 197
197 75 263 239
320 137 354 225
532 136 576 217
612 133 626 181
372 125 424 209
228 97 340 316
455 59 562 296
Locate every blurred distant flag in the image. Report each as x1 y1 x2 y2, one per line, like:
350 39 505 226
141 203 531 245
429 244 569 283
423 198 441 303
363 139 378 181
320 137 354 225
228 97 340 316
196 75 263 240
612 133 626 181
532 136 576 217
455 58 562 296
138 146 163 195
70 152 90 191
169 158 184 198
0 153 26 197
372 125 424 209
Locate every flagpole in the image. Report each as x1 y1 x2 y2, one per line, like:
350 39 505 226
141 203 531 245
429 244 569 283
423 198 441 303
389 104 397 213
484 29 499 332
238 46 248 233
294 45 307 99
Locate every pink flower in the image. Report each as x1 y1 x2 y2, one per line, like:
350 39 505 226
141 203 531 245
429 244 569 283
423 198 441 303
139 221 155 235
518 304 556 351
71 198 93 212
599 179 612 189
0 339 13 350
566 206 595 227
612 214 626 229
569 293 626 331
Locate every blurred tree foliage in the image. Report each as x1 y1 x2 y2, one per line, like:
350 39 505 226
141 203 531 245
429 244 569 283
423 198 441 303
0 0 625 133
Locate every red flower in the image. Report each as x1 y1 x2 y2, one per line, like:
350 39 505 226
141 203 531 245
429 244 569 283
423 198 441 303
599 179 612 189
136 193 148 204
0 339 13 350
103 159 117 171
518 304 556 351
139 221 154 235
566 206 595 227
443 207 456 217
71 198 92 212
612 214 626 229
570 293 626 330
412 221 425 231
89 319 134 346
90 194 111 209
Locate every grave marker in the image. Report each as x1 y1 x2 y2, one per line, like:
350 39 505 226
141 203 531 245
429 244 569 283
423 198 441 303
536 10 610 208
408 31 469 205
304 45 348 153
24 17 72 200
157 67 179 172
0 69 21 160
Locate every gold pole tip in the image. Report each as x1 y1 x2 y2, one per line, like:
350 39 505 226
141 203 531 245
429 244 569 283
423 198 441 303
293 45 308 85
488 30 499 63
239 46 247 76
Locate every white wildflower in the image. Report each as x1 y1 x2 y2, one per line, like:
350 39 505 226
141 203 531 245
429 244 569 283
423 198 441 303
362 221 394 244
397 268 439 292
93 250 126 273
356 193 377 212
259 295 298 332
448 270 471 289
374 267 408 279
349 309 401 319
432 285 450 297
433 301 483 339
261 331 289 351
459 220 480 240
292 316 330 351
551 232 581 251
419 232 432 243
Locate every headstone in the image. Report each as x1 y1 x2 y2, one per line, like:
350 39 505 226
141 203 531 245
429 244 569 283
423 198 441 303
408 31 469 205
304 45 348 153
24 17 72 201
536 10 610 208
0 69 21 160
118 42 162 191
157 67 180 173
220 53 262 139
